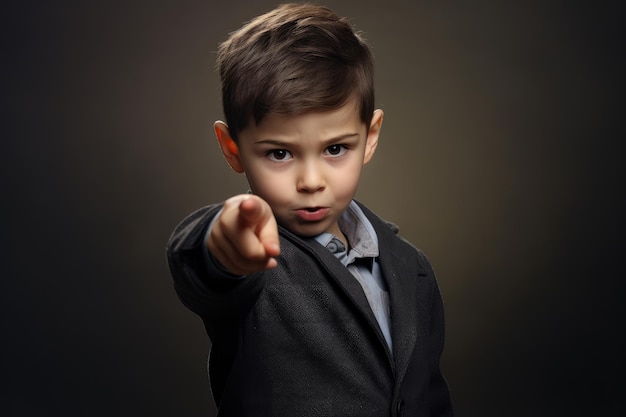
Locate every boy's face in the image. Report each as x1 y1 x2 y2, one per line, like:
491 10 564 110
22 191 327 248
216 99 383 240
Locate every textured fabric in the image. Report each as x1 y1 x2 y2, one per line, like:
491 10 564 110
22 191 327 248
312 201 393 352
167 201 453 417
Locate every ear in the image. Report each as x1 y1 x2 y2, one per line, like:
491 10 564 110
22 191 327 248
363 109 383 165
214 121 244 173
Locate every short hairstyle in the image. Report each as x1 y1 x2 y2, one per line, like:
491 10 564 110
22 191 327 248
216 3 375 142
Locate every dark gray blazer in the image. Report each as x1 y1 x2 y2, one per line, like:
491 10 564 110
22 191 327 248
167 202 453 417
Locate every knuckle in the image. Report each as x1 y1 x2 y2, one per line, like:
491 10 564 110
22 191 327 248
215 214 229 231
239 244 261 260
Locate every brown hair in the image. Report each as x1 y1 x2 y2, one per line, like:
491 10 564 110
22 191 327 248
216 3 375 142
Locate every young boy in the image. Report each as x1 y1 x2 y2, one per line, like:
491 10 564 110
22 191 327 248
167 4 453 416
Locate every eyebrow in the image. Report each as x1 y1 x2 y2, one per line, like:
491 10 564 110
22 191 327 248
254 133 360 146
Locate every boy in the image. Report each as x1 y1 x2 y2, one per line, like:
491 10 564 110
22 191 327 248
167 4 453 416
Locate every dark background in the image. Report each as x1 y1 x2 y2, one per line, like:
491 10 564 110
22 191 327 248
3 0 624 415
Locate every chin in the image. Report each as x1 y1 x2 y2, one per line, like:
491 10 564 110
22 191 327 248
286 223 328 239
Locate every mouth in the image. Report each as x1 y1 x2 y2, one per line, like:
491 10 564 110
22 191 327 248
295 207 329 222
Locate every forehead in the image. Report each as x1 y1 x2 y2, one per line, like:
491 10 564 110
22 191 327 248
242 98 365 142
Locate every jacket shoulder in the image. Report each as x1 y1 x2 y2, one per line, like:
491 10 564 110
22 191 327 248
355 201 435 276
166 204 222 254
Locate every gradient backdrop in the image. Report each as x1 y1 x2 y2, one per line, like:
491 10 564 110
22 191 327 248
3 0 624 416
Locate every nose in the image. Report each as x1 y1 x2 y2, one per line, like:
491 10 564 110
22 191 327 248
297 159 326 193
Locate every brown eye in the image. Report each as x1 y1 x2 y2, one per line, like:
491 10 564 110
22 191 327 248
266 149 292 162
273 150 287 159
325 144 347 156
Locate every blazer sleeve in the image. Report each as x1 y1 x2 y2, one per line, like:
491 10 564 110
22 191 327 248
420 250 454 416
166 205 266 335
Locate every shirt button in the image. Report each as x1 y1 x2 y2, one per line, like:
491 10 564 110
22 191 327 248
327 238 345 254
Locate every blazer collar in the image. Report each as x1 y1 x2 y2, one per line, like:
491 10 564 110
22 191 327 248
280 224 395 367
357 203 431 384
280 201 431 381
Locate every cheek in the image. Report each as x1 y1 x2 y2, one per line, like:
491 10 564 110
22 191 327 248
332 165 362 196
247 168 291 202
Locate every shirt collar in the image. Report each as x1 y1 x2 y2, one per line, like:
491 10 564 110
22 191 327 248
312 201 379 265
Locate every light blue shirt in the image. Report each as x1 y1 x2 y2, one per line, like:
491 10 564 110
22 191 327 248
311 201 393 353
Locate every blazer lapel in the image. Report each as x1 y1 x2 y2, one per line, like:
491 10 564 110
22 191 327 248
281 227 395 366
360 204 430 383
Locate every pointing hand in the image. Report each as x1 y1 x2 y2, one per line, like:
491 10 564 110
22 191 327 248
207 194 280 275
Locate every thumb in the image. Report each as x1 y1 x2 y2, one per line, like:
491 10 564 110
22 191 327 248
257 217 280 258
